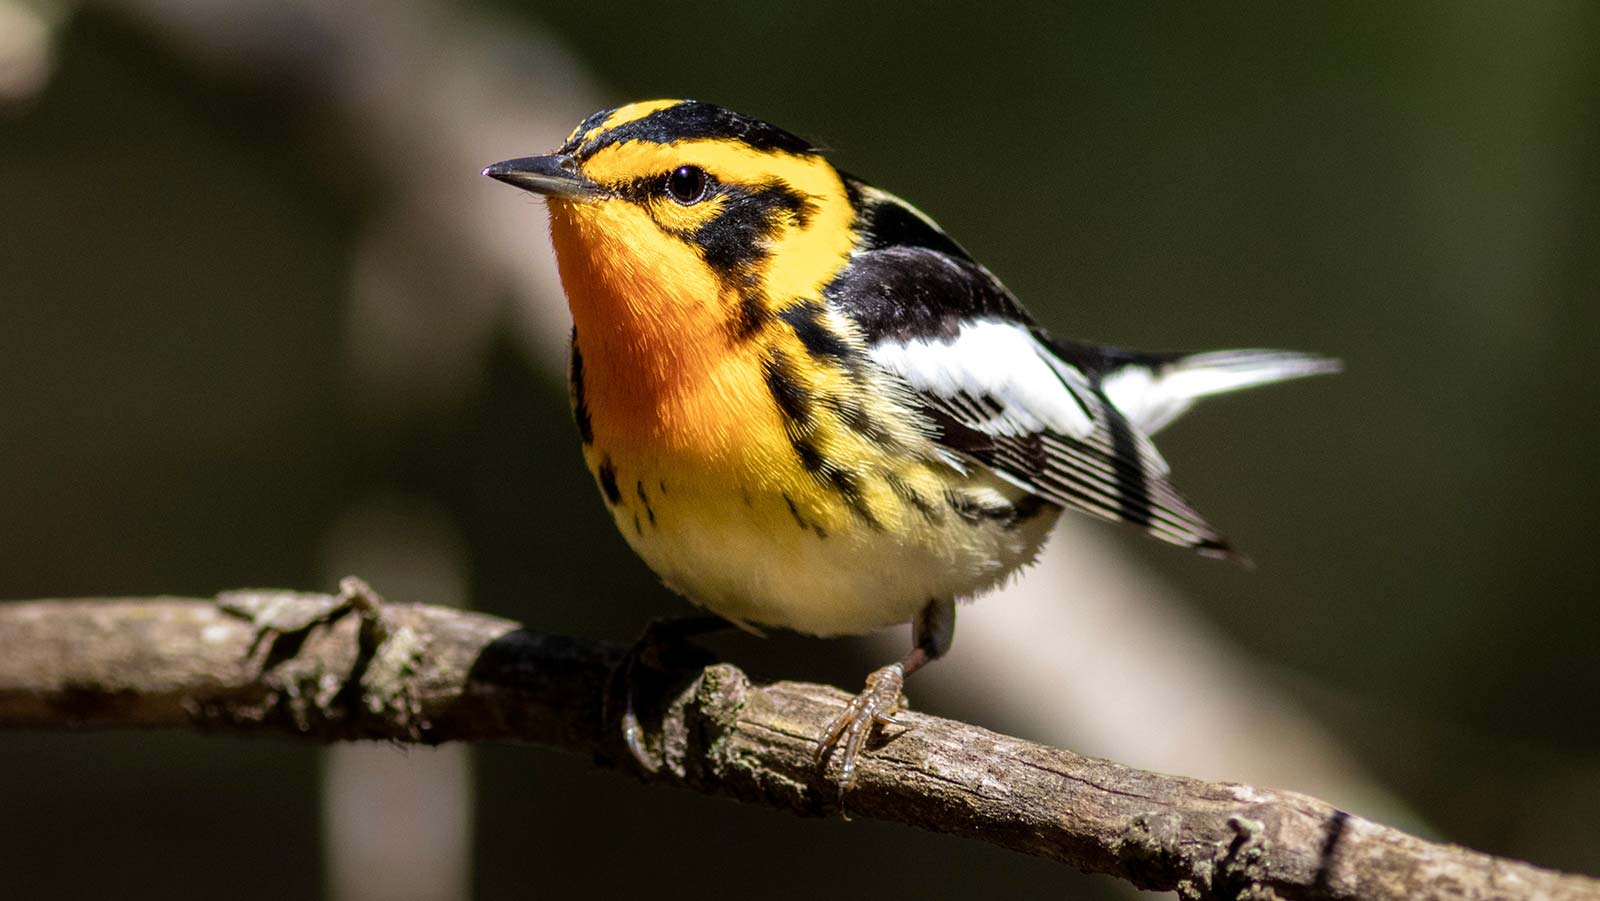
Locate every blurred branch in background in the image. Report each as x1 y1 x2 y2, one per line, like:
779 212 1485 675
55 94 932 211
2 593 1595 901
0 0 72 104
319 498 476 901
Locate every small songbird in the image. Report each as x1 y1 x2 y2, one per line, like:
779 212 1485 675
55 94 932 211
484 100 1338 796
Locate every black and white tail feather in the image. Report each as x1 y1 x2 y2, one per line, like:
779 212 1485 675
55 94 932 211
1060 343 1345 436
833 179 1341 560
1045 341 1340 559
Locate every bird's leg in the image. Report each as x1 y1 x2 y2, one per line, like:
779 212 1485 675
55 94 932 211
817 597 955 810
610 613 732 772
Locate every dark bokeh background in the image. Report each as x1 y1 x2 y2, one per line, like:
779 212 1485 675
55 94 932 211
2 2 1595 898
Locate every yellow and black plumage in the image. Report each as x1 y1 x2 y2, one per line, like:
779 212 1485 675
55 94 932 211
484 99 1338 795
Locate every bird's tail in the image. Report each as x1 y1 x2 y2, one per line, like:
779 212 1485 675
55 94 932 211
1057 343 1342 435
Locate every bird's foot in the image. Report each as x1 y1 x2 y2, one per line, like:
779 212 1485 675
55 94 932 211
609 615 725 773
817 662 908 815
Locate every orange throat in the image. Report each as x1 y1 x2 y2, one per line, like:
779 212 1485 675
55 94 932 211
548 199 773 460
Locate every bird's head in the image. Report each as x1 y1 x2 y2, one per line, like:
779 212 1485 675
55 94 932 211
484 100 858 345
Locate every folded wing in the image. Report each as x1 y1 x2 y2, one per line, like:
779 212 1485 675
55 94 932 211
823 219 1228 556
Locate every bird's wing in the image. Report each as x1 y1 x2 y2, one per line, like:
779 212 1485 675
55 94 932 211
823 216 1236 557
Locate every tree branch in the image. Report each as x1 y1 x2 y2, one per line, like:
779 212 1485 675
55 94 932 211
0 593 1593 901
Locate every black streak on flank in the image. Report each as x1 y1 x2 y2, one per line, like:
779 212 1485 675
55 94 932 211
636 481 656 527
574 101 816 159
570 336 593 445
825 395 892 446
789 445 885 530
886 473 943 524
779 301 852 363
783 493 806 528
791 435 828 474
783 493 826 538
598 458 621 506
763 349 812 428
827 468 882 531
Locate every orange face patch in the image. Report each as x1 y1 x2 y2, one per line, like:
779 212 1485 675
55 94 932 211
548 198 782 460
542 121 858 468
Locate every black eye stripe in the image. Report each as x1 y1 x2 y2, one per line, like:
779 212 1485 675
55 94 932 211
665 166 710 204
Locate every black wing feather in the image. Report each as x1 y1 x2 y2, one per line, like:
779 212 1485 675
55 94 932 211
828 186 1238 558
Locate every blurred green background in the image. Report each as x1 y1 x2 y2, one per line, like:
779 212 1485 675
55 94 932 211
2 1 1595 898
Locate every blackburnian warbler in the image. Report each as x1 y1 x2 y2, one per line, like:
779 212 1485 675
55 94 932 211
484 100 1338 798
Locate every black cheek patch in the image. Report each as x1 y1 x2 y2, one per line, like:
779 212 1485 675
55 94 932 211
691 182 816 279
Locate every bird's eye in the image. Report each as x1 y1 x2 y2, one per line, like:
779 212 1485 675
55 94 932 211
664 165 709 204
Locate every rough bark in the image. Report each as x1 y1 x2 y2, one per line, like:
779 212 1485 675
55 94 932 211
0 593 1593 901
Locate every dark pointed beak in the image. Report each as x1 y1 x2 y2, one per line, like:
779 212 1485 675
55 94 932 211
481 154 601 198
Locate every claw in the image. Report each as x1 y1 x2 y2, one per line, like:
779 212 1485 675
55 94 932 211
817 662 906 813
607 615 727 773
620 649 662 773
